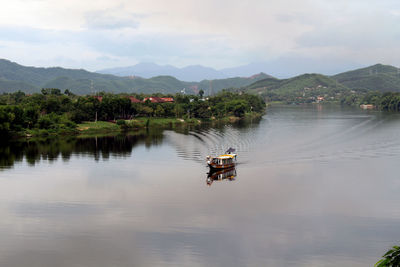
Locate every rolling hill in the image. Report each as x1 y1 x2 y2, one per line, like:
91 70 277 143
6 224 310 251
332 64 400 92
2 59 399 97
0 59 270 95
243 64 400 101
245 73 348 96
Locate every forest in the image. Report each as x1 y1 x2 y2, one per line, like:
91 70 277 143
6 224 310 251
0 89 265 137
341 91 400 111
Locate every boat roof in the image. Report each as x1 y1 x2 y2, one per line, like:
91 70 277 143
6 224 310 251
215 154 236 159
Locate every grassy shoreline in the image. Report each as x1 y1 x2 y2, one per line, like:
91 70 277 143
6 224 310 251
12 112 264 139
77 113 263 135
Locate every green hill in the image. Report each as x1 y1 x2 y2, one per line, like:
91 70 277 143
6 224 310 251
0 78 38 93
196 73 273 92
332 64 400 92
245 73 348 99
0 59 271 95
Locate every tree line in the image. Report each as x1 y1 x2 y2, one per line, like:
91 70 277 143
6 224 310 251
0 89 265 137
341 91 400 111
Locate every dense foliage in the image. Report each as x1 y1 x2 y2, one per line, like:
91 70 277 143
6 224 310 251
375 246 400 267
341 91 400 111
0 90 265 137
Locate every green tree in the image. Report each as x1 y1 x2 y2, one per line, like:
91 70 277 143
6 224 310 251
41 88 61 96
199 89 204 98
226 99 249 117
376 246 400 267
154 105 165 117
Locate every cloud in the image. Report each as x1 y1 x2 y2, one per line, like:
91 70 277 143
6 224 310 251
84 9 141 30
0 0 399 74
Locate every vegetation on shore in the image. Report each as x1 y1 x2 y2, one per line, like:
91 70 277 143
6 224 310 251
0 89 265 138
341 91 400 111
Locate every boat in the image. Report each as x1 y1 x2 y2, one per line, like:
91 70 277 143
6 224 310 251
206 148 237 170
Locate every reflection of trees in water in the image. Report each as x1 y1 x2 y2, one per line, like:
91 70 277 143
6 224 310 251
0 118 263 170
0 128 165 170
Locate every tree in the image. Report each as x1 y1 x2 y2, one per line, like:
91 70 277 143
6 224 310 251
199 89 204 98
193 101 211 118
226 99 249 117
154 105 165 117
64 89 74 96
174 104 185 118
0 107 12 135
41 88 61 96
376 246 400 267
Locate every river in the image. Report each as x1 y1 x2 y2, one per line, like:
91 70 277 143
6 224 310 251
1 104 400 266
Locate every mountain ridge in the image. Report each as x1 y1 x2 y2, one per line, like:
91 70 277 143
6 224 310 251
0 59 270 95
331 63 400 92
1 59 400 96
97 62 228 82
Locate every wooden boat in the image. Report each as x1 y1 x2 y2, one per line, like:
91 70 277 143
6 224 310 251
206 148 237 170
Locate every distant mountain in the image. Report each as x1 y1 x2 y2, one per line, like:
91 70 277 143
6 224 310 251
0 59 270 95
97 62 228 81
332 64 400 92
220 62 274 78
7 58 399 97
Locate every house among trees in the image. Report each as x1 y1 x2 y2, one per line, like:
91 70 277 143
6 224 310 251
92 95 172 103
127 96 141 103
93 96 103 102
143 97 174 103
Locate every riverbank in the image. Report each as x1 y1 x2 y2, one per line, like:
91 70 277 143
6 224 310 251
77 117 200 134
9 112 264 139
77 113 263 135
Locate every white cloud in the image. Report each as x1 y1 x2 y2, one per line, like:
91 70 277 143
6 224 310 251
0 0 399 73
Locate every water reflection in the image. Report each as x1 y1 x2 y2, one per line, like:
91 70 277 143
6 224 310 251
0 128 165 170
206 167 237 186
2 106 400 266
1 117 263 170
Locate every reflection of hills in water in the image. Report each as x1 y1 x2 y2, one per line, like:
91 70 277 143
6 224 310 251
0 129 165 170
207 167 237 186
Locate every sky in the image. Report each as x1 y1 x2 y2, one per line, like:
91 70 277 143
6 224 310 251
0 0 399 76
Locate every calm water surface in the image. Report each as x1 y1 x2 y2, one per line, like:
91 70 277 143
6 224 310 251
1 105 400 266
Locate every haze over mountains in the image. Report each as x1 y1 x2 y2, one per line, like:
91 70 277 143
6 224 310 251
97 63 228 81
0 59 399 96
0 59 271 95
97 62 280 82
97 60 365 81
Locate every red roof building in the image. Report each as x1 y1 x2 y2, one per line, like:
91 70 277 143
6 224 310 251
127 96 141 103
160 97 174 103
143 97 174 103
93 96 103 102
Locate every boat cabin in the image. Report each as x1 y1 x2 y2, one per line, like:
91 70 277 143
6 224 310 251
211 155 235 165
207 153 237 170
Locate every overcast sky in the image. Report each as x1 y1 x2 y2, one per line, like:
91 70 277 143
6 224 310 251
0 0 399 76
